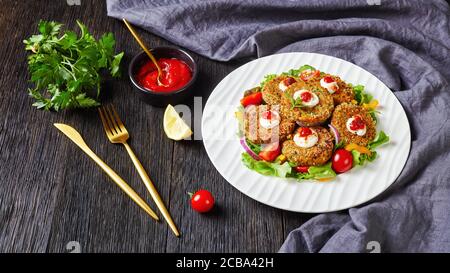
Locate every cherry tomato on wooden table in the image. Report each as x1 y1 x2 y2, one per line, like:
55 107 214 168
189 190 215 213
332 148 353 173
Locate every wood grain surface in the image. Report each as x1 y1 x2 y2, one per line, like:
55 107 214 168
0 0 315 253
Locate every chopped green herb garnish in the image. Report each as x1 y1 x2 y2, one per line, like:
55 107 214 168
284 92 308 109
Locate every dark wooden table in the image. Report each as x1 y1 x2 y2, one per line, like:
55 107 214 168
0 0 314 253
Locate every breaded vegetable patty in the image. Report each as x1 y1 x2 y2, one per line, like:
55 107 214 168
312 74 355 105
244 104 295 144
331 103 376 146
282 126 334 166
262 75 299 105
280 81 334 126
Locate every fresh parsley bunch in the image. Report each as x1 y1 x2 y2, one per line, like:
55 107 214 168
24 20 124 111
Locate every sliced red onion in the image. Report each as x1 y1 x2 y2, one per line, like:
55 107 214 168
328 124 340 144
240 138 260 160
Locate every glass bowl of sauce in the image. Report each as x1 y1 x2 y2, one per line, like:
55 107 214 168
129 46 198 107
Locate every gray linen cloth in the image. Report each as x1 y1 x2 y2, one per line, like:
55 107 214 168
107 0 450 252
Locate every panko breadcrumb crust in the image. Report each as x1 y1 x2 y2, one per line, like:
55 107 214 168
244 104 295 144
311 74 355 105
262 75 300 105
282 126 334 166
331 103 376 146
280 81 334 126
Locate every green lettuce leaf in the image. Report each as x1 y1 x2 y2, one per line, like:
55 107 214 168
298 64 316 72
281 65 317 78
334 140 345 151
308 163 337 179
242 153 292 177
352 84 373 105
351 84 379 122
288 163 336 180
242 153 336 181
351 150 377 166
259 74 277 89
351 130 389 166
281 68 300 77
368 130 390 150
245 140 261 154
369 110 378 124
260 65 317 89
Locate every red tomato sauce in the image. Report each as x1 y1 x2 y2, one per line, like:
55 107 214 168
300 91 312 102
350 115 366 130
299 127 313 137
322 76 334 83
136 58 192 92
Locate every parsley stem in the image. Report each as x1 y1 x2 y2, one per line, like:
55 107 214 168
61 65 77 81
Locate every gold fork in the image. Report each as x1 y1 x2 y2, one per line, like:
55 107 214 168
54 123 159 222
98 105 180 237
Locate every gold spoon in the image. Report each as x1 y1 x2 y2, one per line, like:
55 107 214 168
122 18 166 87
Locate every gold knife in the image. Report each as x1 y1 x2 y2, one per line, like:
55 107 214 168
54 123 159 221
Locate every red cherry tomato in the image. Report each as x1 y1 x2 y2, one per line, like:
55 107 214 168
190 190 215 213
240 92 263 107
295 166 309 173
300 69 320 81
258 143 281 162
332 149 353 173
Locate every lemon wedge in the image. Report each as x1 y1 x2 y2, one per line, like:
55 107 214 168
163 104 193 140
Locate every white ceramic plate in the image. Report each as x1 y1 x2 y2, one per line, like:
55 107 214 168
201 52 410 213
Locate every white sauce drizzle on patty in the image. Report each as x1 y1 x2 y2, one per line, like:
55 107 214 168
293 129 319 148
259 110 280 129
320 77 339 94
292 89 319 107
346 116 367 136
